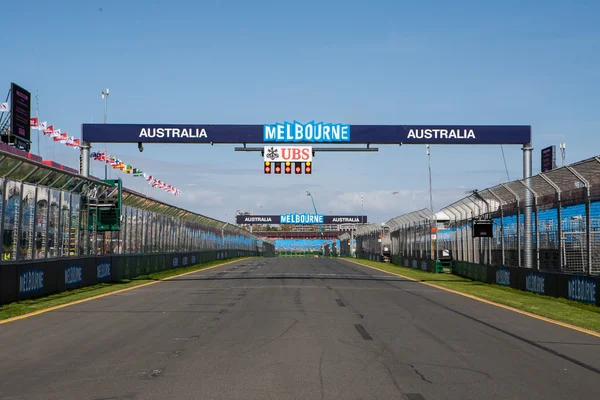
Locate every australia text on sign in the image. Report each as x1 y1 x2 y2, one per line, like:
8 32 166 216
139 127 208 139
264 121 350 143
263 146 313 162
407 129 476 140
237 216 277 224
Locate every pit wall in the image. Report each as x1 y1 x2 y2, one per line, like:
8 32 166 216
356 253 599 307
0 250 258 305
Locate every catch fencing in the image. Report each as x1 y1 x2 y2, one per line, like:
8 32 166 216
350 155 600 306
376 155 600 276
0 145 274 305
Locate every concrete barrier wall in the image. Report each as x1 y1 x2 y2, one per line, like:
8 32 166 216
0 250 258 306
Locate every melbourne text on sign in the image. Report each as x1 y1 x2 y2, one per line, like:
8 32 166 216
264 122 350 143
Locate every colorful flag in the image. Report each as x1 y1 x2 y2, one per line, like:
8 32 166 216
0 102 8 112
30 117 39 129
66 137 80 147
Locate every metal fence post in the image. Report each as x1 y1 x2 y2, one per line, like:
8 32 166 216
459 206 468 262
502 183 520 267
519 180 539 270
565 166 591 274
466 197 482 264
445 206 460 262
488 188 504 266
540 173 562 272
523 142 534 269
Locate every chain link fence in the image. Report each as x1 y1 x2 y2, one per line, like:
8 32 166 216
353 155 600 275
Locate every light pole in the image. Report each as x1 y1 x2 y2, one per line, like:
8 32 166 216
426 144 434 212
560 139 566 166
102 88 109 180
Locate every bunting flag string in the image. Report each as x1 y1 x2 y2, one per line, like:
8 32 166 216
29 117 180 196
89 150 181 196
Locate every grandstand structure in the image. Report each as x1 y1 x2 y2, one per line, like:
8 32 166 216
248 223 359 255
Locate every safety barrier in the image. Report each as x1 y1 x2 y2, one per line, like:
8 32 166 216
0 146 274 305
0 250 261 305
351 154 600 306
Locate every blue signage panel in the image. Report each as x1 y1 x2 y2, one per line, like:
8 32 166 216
235 214 368 225
82 123 531 145
280 213 324 224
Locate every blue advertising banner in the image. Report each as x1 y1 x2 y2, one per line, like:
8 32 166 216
82 123 531 145
235 214 368 225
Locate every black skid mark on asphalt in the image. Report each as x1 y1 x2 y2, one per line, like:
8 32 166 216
219 309 228 314
334 289 363 319
378 360 405 395
402 288 600 376
408 364 432 384
233 318 300 358
335 298 346 307
405 394 427 400
94 396 135 400
318 347 326 400
354 324 373 341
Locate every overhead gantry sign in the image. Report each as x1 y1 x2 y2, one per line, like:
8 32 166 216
79 121 534 267
81 122 531 145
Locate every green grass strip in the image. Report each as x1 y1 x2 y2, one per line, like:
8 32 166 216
347 258 600 333
0 257 253 321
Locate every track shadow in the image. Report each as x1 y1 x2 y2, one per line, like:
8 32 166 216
145 275 417 282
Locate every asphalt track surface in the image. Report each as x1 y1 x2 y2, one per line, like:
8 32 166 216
1 258 600 400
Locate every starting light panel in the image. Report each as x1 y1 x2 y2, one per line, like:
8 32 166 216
264 161 312 175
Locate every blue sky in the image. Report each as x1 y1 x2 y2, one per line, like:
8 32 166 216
2 0 600 223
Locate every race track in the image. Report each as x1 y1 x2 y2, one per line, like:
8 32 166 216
1 257 599 400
